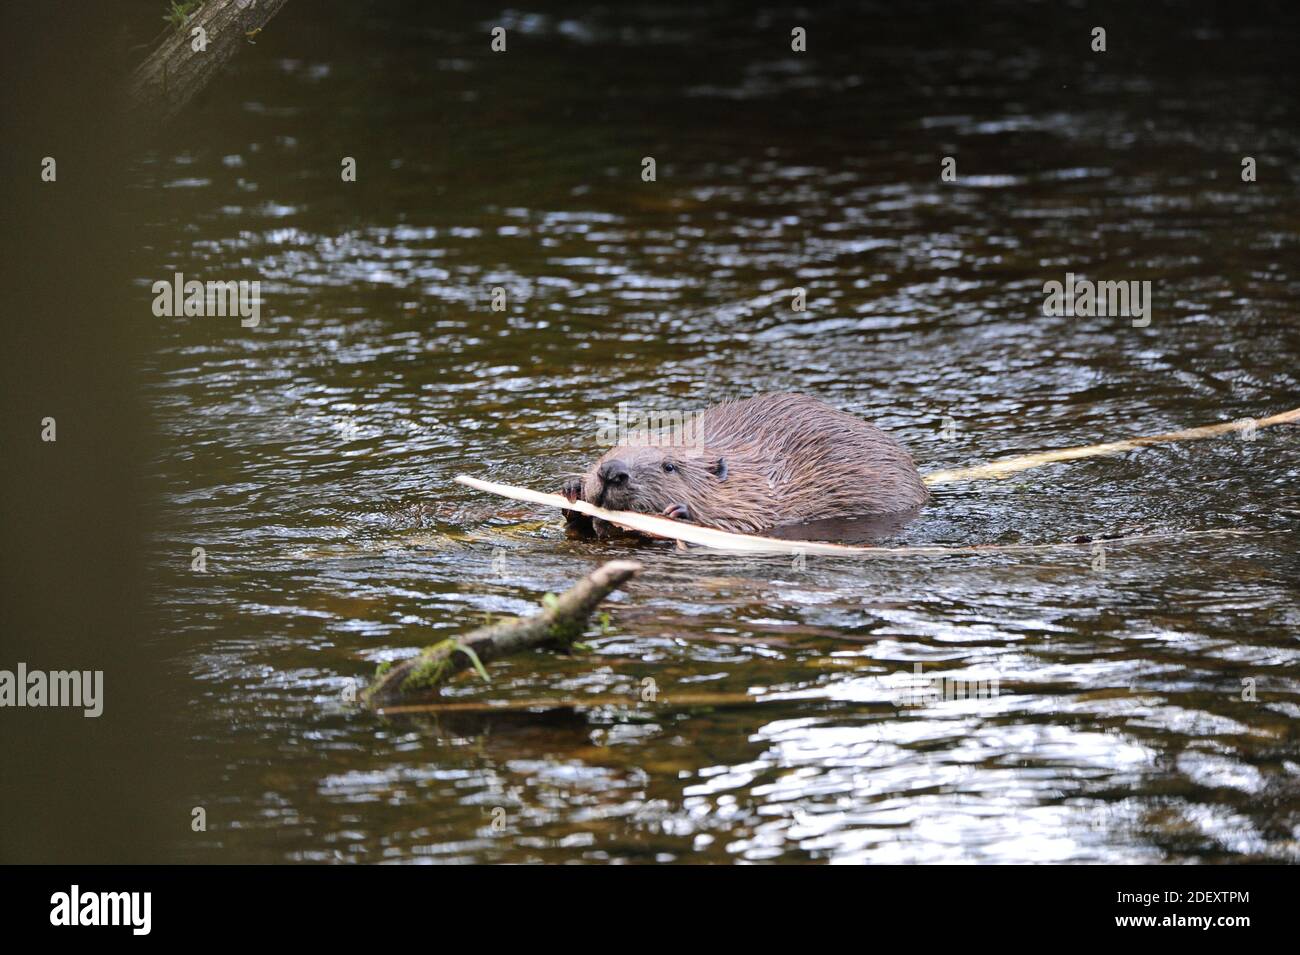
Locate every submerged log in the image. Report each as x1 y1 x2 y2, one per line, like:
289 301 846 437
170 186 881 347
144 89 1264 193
126 0 291 128
364 560 643 709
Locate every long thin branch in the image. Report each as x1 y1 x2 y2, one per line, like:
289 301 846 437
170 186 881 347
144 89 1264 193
454 476 1267 556
923 406 1300 485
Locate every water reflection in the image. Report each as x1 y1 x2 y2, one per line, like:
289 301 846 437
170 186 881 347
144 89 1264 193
138 1 1299 862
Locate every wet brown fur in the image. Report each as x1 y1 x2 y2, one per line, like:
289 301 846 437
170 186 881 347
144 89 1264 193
564 393 928 534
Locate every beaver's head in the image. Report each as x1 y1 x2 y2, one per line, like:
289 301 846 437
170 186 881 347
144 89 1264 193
582 445 728 514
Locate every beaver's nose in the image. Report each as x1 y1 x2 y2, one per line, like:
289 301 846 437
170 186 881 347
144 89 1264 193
598 460 630 487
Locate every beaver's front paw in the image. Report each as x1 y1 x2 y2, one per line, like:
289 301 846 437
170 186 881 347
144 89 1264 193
561 477 595 533
661 502 693 522
561 477 583 503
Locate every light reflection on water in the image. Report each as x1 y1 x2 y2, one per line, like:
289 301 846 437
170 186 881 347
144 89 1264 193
136 1 1299 862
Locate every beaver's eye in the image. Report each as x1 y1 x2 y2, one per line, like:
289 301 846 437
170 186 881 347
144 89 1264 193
662 462 676 473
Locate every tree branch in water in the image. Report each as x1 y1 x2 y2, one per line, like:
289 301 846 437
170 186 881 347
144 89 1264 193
126 0 291 129
364 560 643 709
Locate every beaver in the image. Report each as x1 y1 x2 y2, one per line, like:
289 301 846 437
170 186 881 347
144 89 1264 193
562 392 928 536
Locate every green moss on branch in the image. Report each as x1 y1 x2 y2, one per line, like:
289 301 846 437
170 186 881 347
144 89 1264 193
362 560 642 709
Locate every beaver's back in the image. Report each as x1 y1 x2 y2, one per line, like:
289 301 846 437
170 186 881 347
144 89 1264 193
700 393 928 524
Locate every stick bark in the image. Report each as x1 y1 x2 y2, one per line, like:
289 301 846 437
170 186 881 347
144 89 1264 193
126 0 291 128
364 560 643 709
455 476 1263 556
923 407 1300 485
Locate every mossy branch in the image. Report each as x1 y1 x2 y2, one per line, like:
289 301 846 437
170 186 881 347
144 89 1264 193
126 0 291 130
364 560 643 709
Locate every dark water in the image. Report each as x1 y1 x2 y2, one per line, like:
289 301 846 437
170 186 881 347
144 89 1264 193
131 2 1299 862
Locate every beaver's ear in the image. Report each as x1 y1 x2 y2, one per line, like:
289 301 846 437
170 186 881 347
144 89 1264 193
706 457 728 481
